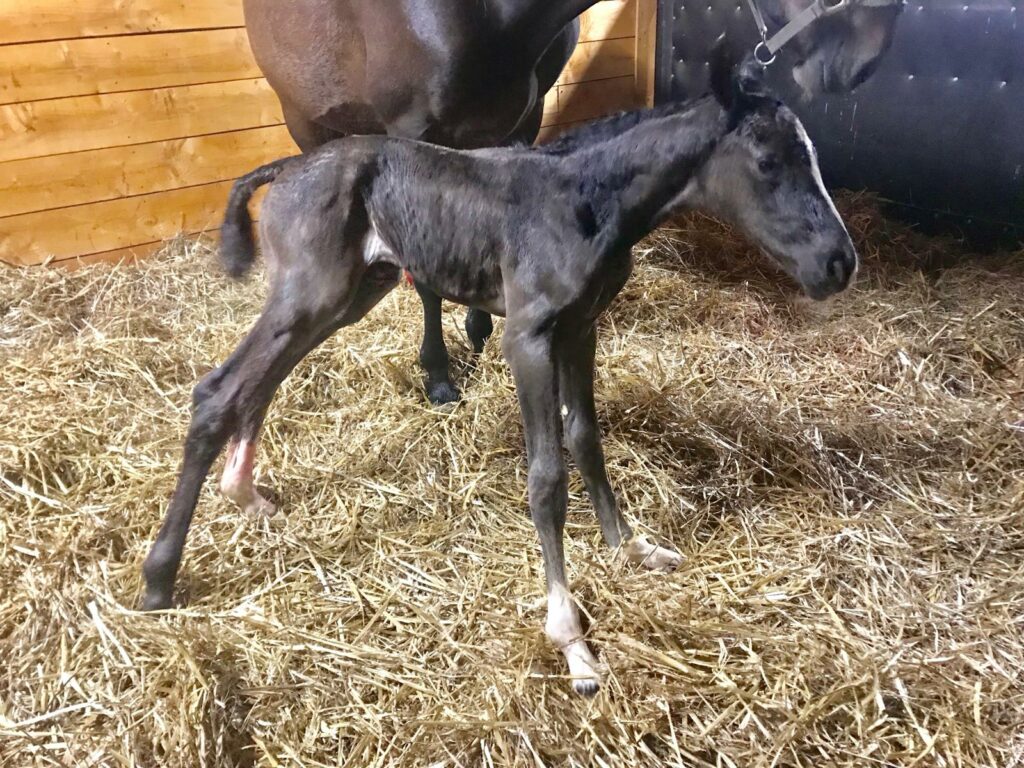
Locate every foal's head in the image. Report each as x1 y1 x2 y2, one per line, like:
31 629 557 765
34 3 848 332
691 52 858 300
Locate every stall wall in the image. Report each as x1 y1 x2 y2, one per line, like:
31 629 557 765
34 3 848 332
655 0 1024 243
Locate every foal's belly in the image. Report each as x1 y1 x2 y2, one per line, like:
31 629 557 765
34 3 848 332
361 223 506 316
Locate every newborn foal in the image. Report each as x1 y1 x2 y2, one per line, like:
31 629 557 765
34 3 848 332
142 55 857 695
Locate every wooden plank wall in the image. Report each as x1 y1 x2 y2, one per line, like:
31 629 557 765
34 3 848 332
1 0 647 268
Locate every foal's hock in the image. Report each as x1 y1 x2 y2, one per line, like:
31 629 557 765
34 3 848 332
142 55 857 695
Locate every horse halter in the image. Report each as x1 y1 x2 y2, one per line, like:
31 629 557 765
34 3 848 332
745 0 906 66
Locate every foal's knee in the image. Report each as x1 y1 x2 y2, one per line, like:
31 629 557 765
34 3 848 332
527 458 568 519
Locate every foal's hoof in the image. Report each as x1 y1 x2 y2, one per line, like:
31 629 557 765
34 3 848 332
426 381 460 405
573 677 601 698
624 535 684 572
242 493 277 518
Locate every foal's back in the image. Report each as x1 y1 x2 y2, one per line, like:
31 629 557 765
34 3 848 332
261 136 582 313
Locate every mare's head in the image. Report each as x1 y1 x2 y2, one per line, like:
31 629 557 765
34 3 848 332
687 47 858 300
772 0 904 95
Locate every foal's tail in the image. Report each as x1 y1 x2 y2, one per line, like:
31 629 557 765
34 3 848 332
220 157 296 278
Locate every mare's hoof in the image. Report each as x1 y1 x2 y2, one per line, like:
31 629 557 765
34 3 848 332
573 677 601 698
141 590 172 611
426 381 461 405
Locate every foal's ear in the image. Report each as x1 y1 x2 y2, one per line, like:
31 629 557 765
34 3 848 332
709 37 739 112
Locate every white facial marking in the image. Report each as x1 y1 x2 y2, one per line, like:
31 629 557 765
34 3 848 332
793 116 848 234
546 583 601 695
220 440 276 517
623 534 684 572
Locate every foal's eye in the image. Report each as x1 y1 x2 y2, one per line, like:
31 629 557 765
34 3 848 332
758 156 780 175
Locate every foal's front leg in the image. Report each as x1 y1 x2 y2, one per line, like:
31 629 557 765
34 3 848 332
504 326 601 696
558 327 683 571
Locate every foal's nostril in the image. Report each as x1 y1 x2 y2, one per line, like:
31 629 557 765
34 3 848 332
826 249 853 285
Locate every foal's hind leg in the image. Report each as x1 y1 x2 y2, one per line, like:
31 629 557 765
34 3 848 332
218 265 401 519
557 327 682 571
142 266 396 610
143 302 323 609
220 438 275 517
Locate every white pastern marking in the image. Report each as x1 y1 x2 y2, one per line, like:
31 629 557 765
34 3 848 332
546 584 601 695
623 534 684 572
219 440 276 517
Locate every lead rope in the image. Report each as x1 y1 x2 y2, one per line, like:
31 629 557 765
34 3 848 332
744 0 777 66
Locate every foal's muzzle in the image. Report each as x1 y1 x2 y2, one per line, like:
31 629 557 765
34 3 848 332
808 246 858 299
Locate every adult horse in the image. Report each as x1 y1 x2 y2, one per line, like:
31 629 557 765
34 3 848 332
243 0 904 404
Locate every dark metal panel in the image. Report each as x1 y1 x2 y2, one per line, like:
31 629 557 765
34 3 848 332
655 0 1024 242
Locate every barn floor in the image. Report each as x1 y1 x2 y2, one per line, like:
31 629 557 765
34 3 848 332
2 196 1023 767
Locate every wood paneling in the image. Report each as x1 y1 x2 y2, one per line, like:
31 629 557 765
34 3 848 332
635 0 658 107
0 126 296 218
556 38 636 86
543 75 637 127
0 29 261 105
1 181 234 265
0 0 244 45
579 0 637 41
0 79 284 164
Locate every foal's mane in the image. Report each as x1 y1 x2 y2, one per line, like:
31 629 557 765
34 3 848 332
535 97 708 156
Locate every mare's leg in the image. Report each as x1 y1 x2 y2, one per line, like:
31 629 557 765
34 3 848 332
558 326 683 571
465 309 494 355
503 324 600 696
414 281 460 404
143 265 398 610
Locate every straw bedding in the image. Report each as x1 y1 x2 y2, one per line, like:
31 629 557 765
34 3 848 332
1 196 1022 767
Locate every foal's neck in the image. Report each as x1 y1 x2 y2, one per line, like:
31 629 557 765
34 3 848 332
566 97 727 251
